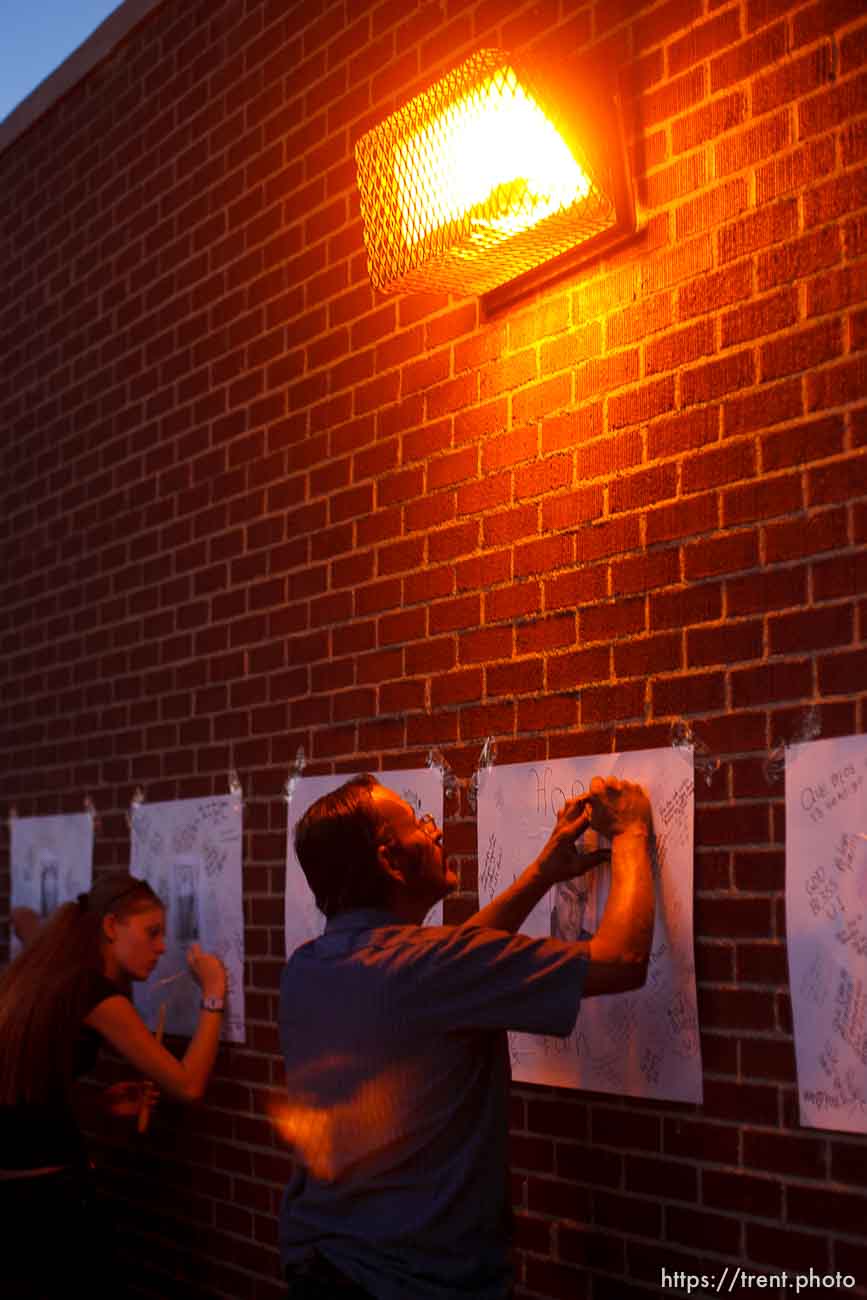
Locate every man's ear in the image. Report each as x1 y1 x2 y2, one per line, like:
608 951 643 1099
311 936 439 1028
102 913 119 943
376 841 407 888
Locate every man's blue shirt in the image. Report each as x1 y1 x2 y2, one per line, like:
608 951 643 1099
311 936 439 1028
278 909 585 1298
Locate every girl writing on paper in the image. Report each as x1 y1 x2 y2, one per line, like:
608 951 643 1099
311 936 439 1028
0 871 227 1298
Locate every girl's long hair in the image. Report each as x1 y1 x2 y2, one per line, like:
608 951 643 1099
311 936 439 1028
0 871 162 1105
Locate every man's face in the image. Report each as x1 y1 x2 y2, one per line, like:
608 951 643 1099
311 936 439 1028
371 786 455 909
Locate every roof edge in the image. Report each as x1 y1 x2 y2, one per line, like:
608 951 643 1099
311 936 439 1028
0 0 167 159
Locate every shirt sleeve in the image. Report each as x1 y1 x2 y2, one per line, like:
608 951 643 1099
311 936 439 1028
377 924 586 1039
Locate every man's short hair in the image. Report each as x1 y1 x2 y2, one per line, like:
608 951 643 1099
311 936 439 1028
294 774 390 918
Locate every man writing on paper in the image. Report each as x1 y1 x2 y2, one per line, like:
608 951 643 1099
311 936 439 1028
277 773 654 1299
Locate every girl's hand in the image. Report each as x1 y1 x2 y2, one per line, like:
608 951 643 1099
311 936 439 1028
186 943 227 1000
103 1080 159 1118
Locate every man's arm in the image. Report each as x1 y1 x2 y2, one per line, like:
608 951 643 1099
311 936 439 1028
581 777 654 996
466 798 604 933
465 776 655 998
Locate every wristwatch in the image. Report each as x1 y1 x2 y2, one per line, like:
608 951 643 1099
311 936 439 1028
201 996 225 1012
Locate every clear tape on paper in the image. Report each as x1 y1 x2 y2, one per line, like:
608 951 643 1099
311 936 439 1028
764 706 822 785
468 736 497 813
8 804 18 824
126 786 146 830
670 718 720 788
84 795 101 833
228 769 243 813
426 748 460 804
284 746 307 806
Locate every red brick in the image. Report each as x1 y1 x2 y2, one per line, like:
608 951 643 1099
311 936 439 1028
514 455 573 501
723 377 803 436
610 464 678 514
575 431 642 481
715 111 792 176
541 486 604 533
807 355 867 413
811 449 867 504
482 427 537 473
575 350 640 400
760 319 843 381
647 320 716 376
639 66 706 129
651 583 723 631
800 70 867 138
545 566 608 611
804 168 867 228
721 200 799 268
516 614 576 655
645 493 719 546
820 646 867 695
612 550 681 596
547 647 611 691
483 504 537 549
756 135 836 205
683 528 760 580
722 287 798 348
606 294 673 349
581 598 646 644
687 619 763 667
478 348 538 397
512 374 572 426
675 178 749 241
668 10 742 76
460 626 514 665
428 595 480 635
643 152 707 210
671 92 747 155
682 440 756 493
581 681 646 723
576 516 641 563
486 582 542 624
772 512 845 574
615 632 682 678
678 259 753 320
653 670 725 715
681 349 756 407
514 535 574 578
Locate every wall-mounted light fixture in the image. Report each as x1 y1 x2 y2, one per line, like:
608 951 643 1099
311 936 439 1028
355 48 635 310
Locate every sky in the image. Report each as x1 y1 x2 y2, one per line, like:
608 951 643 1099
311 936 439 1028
1 1 123 124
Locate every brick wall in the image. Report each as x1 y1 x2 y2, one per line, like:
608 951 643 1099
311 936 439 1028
2 0 866 1296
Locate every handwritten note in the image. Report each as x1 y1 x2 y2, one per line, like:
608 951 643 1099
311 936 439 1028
9 813 94 958
130 795 245 1043
284 768 445 957
787 734 867 1133
477 748 702 1103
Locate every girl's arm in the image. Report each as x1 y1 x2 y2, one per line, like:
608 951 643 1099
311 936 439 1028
85 944 227 1102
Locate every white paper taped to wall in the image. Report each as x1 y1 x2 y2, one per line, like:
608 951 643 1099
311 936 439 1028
285 767 446 957
477 747 702 1103
10 813 94 958
786 733 867 1134
130 795 246 1043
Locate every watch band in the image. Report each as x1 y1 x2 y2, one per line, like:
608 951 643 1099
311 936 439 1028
201 996 225 1012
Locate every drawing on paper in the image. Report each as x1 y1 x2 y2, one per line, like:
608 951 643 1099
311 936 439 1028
285 768 445 957
10 814 94 957
787 733 867 1134
130 795 245 1043
477 748 701 1103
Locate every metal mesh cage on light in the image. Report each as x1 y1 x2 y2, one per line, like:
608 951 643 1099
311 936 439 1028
355 49 632 301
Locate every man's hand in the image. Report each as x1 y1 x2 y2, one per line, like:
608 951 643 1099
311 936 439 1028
536 796 610 886
585 776 651 841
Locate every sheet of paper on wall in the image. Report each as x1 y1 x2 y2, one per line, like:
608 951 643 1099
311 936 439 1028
285 767 445 957
786 733 867 1134
10 813 94 958
477 749 701 1102
130 795 245 1043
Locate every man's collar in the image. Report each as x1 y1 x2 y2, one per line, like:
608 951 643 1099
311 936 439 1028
324 908 401 934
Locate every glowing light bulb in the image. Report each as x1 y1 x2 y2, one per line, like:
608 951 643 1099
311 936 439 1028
393 71 591 247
